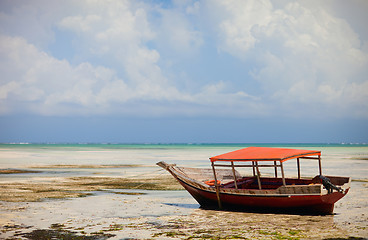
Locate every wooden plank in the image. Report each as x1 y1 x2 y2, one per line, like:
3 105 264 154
280 162 286 186
276 184 322 194
255 162 262 190
231 161 238 189
211 162 222 209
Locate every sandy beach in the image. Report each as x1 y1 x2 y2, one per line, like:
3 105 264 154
1 144 368 239
0 165 367 239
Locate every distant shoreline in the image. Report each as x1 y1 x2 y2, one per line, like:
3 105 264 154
1 142 367 147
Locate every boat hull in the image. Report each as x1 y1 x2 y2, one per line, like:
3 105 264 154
177 176 347 215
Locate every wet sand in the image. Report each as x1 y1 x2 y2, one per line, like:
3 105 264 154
0 174 182 202
0 166 367 239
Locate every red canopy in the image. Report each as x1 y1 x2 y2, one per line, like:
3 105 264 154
210 147 321 163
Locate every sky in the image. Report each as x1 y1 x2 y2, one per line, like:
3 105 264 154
0 0 367 143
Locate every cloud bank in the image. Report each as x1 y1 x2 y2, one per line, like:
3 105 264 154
0 0 367 119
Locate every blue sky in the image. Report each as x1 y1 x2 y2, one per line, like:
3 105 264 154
0 0 367 143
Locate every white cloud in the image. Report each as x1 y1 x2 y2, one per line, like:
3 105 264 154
0 35 121 114
207 0 368 117
59 15 102 33
154 7 203 55
0 0 367 119
217 0 273 56
0 34 257 116
0 1 72 48
0 34 176 115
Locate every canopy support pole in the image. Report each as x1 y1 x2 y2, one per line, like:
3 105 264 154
231 161 238 189
255 162 262 190
297 158 301 179
252 161 256 176
280 161 286 186
318 155 322 176
274 161 278 178
211 162 222 209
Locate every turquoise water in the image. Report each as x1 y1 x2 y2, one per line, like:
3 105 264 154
0 143 367 180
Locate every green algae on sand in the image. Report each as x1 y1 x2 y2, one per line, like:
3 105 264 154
0 175 182 202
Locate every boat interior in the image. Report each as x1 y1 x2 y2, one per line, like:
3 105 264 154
216 175 351 192
222 176 312 189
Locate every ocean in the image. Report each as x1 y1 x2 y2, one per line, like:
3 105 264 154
0 143 367 180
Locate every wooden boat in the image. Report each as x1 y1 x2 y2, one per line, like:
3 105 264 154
157 147 351 215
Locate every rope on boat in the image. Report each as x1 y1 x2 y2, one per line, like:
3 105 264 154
123 168 165 179
123 168 166 189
